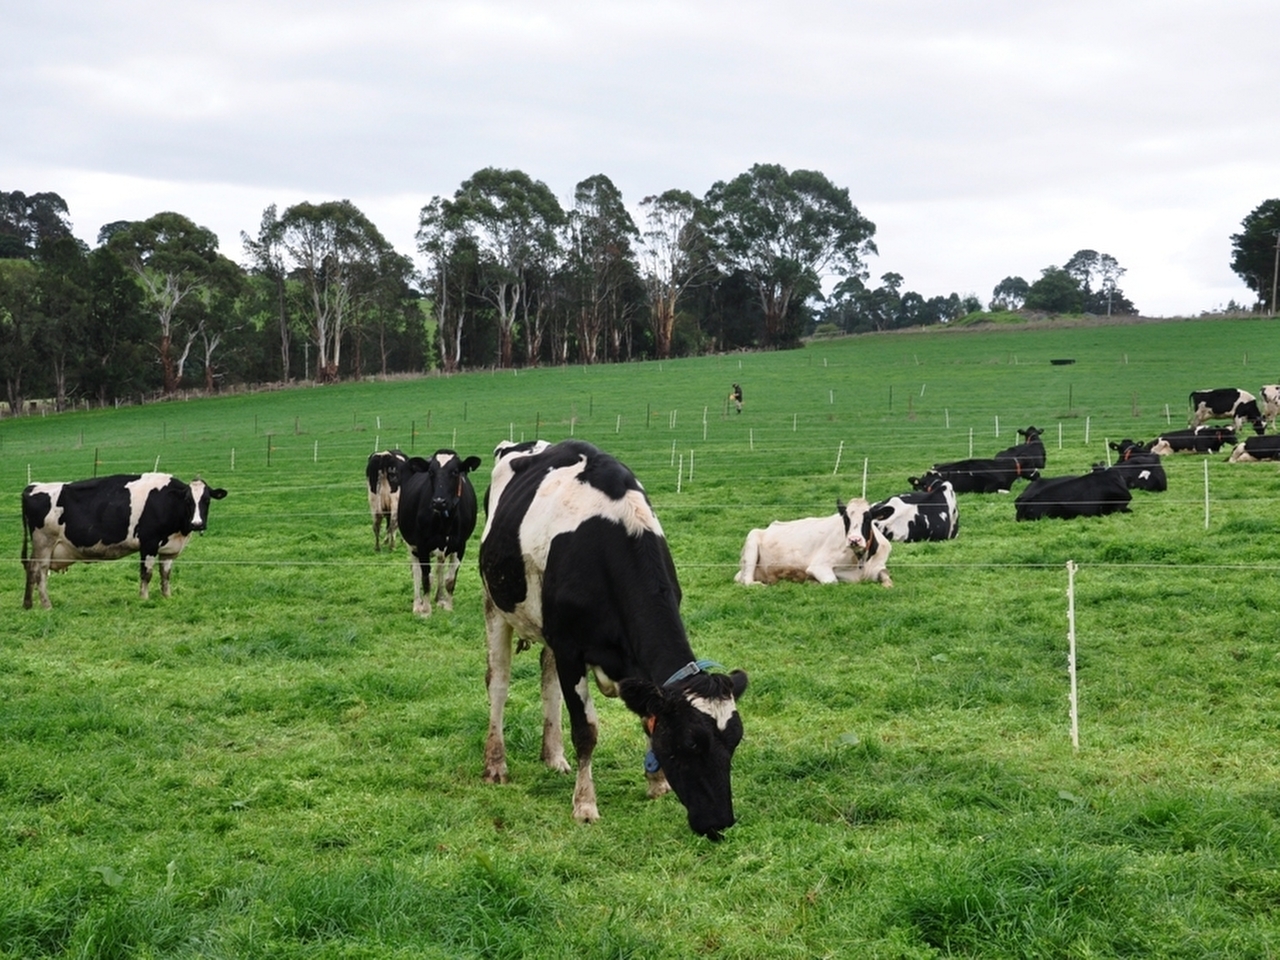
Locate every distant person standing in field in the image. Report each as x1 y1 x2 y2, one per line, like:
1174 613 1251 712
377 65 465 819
731 383 743 414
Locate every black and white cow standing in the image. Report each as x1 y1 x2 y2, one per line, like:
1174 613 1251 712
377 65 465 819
366 449 408 551
1189 388 1266 435
1014 468 1131 521
870 480 959 542
397 449 483 616
21 472 227 609
735 499 894 586
479 439 748 839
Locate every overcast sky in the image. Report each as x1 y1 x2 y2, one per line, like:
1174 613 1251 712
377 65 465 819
4 0 1275 315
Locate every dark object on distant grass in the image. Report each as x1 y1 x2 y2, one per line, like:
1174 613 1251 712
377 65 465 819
1050 358 1076 365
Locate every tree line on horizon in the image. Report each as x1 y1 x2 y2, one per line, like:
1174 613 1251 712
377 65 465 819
1 175 1271 416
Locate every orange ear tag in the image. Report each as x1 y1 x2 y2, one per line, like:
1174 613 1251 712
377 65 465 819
644 715 656 735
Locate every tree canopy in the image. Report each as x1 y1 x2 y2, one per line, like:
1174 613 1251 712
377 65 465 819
1230 199 1280 311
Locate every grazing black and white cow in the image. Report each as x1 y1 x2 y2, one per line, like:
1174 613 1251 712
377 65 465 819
1228 435 1280 462
397 449 483 616
735 499 894 586
1260 384 1280 431
1106 440 1168 492
995 425 1047 471
1147 425 1237 455
1014 468 1132 521
21 472 227 609
479 439 748 839
1189 388 1265 434
869 480 959 542
366 449 408 551
910 457 1037 495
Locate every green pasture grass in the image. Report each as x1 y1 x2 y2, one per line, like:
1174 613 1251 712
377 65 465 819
3 316 1280 957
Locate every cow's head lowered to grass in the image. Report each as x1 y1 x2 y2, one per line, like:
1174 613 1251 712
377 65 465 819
620 667 748 840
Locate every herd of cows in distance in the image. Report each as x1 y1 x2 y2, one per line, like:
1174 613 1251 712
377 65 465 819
13 384 1280 837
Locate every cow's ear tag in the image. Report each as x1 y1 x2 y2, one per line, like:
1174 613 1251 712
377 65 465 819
644 715 656 735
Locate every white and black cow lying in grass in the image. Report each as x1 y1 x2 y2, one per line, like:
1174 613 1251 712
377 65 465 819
21 472 227 609
735 498 893 587
1147 425 1237 455
479 439 748 839
397 449 483 616
1014 467 1131 521
1106 440 1168 491
366 449 408 551
1189 388 1266 435
1261 385 1280 432
994 425 1047 471
1227 435 1280 462
870 479 958 542
911 457 1038 494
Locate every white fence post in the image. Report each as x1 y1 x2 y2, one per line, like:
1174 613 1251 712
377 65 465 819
1067 560 1080 751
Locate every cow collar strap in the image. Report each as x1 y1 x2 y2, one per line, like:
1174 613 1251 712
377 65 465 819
644 660 725 775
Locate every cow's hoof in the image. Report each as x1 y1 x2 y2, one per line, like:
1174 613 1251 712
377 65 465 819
414 605 432 618
881 578 894 589
646 771 671 799
483 768 509 784
573 803 600 824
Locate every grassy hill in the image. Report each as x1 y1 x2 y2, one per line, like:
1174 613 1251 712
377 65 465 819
3 317 1280 957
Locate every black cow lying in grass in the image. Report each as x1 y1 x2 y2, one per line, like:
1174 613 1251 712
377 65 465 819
1228 435 1280 462
1014 467 1131 521
1106 440 1168 492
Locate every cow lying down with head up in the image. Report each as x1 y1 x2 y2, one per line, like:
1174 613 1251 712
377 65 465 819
735 498 893 587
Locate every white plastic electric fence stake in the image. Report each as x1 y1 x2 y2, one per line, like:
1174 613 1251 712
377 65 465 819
154 456 160 471
750 429 754 452
1085 416 1091 445
1067 560 1079 752
377 416 381 430
793 414 797 432
1105 440 1111 467
968 428 974 458
677 455 683 494
945 408 950 429
452 428 456 448
28 464 32 483
1204 460 1210 530
833 440 844 476
995 415 999 437
689 451 694 482
374 435 379 451
671 441 676 466
1165 404 1171 424
829 390 834 404
231 449 235 471
616 414 621 433
1058 423 1063 449
861 457 869 499
313 441 318 463
920 383 926 397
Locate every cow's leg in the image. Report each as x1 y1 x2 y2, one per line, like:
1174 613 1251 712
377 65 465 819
539 645 570 773
437 551 461 611
159 558 175 597
386 512 397 551
410 548 431 616
22 555 36 609
483 599 514 783
558 663 600 824
806 564 838 584
139 554 155 599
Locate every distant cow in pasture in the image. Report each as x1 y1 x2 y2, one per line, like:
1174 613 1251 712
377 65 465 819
735 499 894 587
910 457 1037 495
994 425 1047 471
366 449 408 551
1260 384 1280 431
1227 435 1280 462
1189 388 1265 435
1014 468 1131 521
479 439 748 838
21 472 227 609
869 480 959 542
1148 425 1237 455
1106 440 1168 492
398 449 483 616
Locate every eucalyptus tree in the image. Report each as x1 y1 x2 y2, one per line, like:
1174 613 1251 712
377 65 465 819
277 200 391 382
433 168 565 368
35 234 92 410
636 189 712 360
704 164 876 347
107 211 240 394
0 190 73 259
1230 199 1280 312
990 276 1030 310
79 245 150 406
417 197 480 373
0 257 41 412
241 204 295 380
566 174 639 365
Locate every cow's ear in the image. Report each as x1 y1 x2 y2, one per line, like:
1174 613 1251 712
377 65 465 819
462 456 483 473
210 488 228 500
870 503 894 523
619 678 664 719
729 669 748 699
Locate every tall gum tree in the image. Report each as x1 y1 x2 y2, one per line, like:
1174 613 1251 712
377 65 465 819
637 189 711 360
107 212 235 395
278 200 390 382
568 174 638 365
704 164 876 347
1230 200 1280 311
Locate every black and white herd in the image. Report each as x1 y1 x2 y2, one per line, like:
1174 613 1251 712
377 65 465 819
17 380 1279 838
